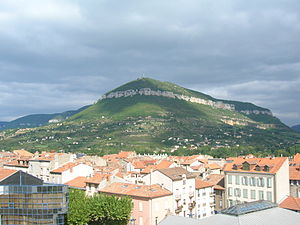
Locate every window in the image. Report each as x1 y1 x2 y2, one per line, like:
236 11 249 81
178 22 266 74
228 175 232 184
264 165 270 172
183 179 186 185
267 192 272 201
228 187 233 196
235 175 240 185
251 190 256 199
139 202 143 211
242 177 248 186
139 217 144 225
243 189 248 198
257 177 265 187
250 177 256 186
243 162 250 171
259 191 264 200
234 188 241 197
267 178 272 188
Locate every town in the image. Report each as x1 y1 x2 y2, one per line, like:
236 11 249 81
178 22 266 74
0 149 299 224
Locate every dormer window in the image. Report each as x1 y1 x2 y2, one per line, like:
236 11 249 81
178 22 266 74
264 165 270 172
232 164 238 170
242 162 250 171
255 165 260 171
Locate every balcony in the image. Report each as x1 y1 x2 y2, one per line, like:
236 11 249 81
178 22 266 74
188 201 196 210
175 206 183 214
210 192 215 197
189 191 194 198
175 194 181 200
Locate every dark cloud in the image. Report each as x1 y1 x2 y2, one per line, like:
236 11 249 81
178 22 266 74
0 0 299 125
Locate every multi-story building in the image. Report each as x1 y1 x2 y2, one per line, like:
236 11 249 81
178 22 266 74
195 178 215 219
0 168 68 225
143 167 197 218
100 182 173 225
204 174 225 212
224 157 289 206
289 156 300 198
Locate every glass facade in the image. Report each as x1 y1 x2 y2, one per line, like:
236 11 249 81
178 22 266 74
0 184 68 225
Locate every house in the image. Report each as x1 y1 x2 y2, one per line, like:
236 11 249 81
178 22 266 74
50 162 93 184
224 157 289 206
143 167 197 217
195 178 215 219
100 182 173 225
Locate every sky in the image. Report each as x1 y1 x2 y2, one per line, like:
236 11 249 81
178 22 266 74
0 0 299 126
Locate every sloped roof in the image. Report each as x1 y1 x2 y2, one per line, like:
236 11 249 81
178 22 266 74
0 168 17 181
195 178 213 189
157 167 196 181
289 162 300 180
85 173 110 184
279 196 300 211
51 162 78 174
293 153 300 162
13 149 34 157
100 182 172 199
224 157 287 174
64 176 87 189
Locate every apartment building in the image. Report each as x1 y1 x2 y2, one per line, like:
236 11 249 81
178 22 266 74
224 157 289 206
289 155 300 198
100 182 173 225
195 178 215 219
143 167 197 218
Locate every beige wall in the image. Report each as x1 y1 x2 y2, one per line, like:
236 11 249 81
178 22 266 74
275 159 289 203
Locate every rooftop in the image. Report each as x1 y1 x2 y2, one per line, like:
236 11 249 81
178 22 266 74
195 178 214 189
100 182 172 199
279 196 300 211
224 157 287 174
157 167 196 181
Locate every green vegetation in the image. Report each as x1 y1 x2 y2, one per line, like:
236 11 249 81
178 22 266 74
67 189 133 225
0 78 299 156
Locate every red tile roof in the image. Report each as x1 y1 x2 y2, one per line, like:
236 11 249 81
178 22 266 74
100 182 172 199
224 157 287 174
294 153 300 162
64 176 87 189
289 161 300 180
0 168 17 181
13 149 34 157
51 162 78 174
279 196 300 211
85 173 110 184
195 178 214 189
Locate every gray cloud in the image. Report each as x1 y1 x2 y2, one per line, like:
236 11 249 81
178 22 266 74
0 0 299 125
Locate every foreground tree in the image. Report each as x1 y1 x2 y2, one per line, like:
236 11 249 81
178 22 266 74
66 189 133 225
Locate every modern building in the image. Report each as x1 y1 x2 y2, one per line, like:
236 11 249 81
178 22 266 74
100 182 173 225
0 168 68 225
224 157 289 206
159 201 300 225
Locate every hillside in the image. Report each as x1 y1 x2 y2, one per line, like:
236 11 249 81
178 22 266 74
0 105 90 130
292 125 300 133
0 78 299 156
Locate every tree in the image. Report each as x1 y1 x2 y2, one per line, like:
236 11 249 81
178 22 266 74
66 189 133 225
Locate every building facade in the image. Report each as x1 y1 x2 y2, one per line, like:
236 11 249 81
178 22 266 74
224 157 289 207
0 169 68 225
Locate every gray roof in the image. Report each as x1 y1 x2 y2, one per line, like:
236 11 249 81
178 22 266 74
157 167 196 181
159 207 300 225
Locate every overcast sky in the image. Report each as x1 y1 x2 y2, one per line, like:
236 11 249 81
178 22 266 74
0 0 299 126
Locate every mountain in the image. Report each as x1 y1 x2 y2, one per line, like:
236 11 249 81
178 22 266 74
292 125 300 133
0 78 299 156
0 105 90 130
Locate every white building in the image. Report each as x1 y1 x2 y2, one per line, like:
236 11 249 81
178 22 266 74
195 178 215 219
224 157 289 207
144 167 197 218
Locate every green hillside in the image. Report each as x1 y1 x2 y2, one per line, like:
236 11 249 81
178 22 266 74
0 78 299 156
